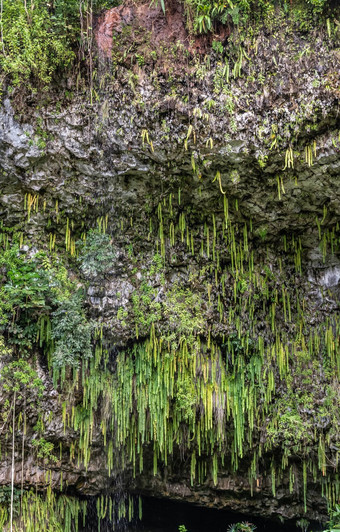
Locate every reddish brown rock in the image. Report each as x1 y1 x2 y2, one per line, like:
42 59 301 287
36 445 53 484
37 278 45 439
95 6 134 58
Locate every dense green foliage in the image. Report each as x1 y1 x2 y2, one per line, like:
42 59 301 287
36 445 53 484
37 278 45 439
1 0 76 87
1 358 44 398
0 488 88 532
1 181 340 528
186 0 331 33
52 295 92 369
0 242 91 369
0 245 56 352
0 0 334 88
0 350 45 436
0 0 117 87
323 504 340 531
78 229 116 277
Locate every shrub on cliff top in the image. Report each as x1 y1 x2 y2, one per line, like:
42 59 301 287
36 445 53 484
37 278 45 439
0 0 119 88
189 0 331 34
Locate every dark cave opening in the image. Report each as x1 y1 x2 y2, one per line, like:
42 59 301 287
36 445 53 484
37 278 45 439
82 495 324 532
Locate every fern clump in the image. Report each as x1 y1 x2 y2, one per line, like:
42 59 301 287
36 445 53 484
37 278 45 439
51 294 92 369
78 229 116 278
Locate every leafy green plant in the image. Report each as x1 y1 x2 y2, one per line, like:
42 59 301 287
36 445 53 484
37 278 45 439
0 487 20 516
0 0 120 88
323 505 340 531
175 377 196 421
212 40 224 54
0 244 81 354
117 306 128 327
150 0 166 14
32 438 58 463
163 284 204 346
266 397 313 451
0 246 50 331
0 358 44 420
51 294 92 369
195 2 213 33
227 523 256 532
307 0 328 14
297 518 310 532
78 229 116 278
0 0 75 86
187 0 331 34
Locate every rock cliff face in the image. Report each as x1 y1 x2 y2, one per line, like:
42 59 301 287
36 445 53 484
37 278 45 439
0 2 339 529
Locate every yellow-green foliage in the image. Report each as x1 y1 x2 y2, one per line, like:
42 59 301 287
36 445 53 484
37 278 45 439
2 162 340 518
0 487 138 530
0 0 117 88
0 488 86 532
56 186 339 511
63 311 339 498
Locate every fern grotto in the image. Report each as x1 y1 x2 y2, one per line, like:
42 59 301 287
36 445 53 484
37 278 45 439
0 0 339 530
